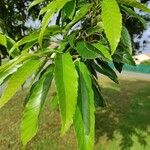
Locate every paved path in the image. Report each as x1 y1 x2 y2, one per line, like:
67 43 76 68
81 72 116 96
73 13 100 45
117 71 150 81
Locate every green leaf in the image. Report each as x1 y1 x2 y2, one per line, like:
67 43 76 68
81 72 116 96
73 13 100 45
0 64 22 86
21 40 37 55
56 40 68 52
63 0 76 20
10 26 61 54
74 61 95 150
93 60 118 83
5 35 20 57
0 57 19 74
9 32 38 54
113 48 136 66
75 41 101 59
39 0 68 46
68 32 76 48
55 53 78 135
0 59 41 108
0 54 39 74
123 51 136 66
29 0 45 10
92 78 106 107
121 5 146 27
113 61 123 73
92 42 112 60
121 26 132 55
118 0 150 13
21 65 54 146
65 4 91 31
0 33 7 47
102 0 122 53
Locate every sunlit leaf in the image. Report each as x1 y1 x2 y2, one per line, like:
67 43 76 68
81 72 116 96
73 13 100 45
10 26 61 54
21 65 54 146
102 0 122 53
0 64 22 86
0 59 41 108
92 42 112 60
39 0 68 46
74 61 95 150
75 41 101 59
55 53 78 135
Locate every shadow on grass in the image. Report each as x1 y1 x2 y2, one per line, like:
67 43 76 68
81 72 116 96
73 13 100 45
0 79 150 150
95 79 150 150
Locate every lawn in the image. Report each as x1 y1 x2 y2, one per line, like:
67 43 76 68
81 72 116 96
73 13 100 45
0 75 150 150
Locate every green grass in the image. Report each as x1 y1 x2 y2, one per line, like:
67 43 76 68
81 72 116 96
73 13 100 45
0 77 150 150
95 77 150 150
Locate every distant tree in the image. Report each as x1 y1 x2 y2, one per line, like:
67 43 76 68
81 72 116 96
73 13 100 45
0 0 49 62
0 0 50 39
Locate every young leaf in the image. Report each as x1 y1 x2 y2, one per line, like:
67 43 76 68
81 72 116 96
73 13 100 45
55 53 78 135
74 61 95 150
21 65 54 146
102 0 122 53
0 59 41 108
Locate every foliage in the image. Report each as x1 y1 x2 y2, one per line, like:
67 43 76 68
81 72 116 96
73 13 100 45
0 0 49 62
0 0 150 149
0 0 50 39
141 60 150 65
